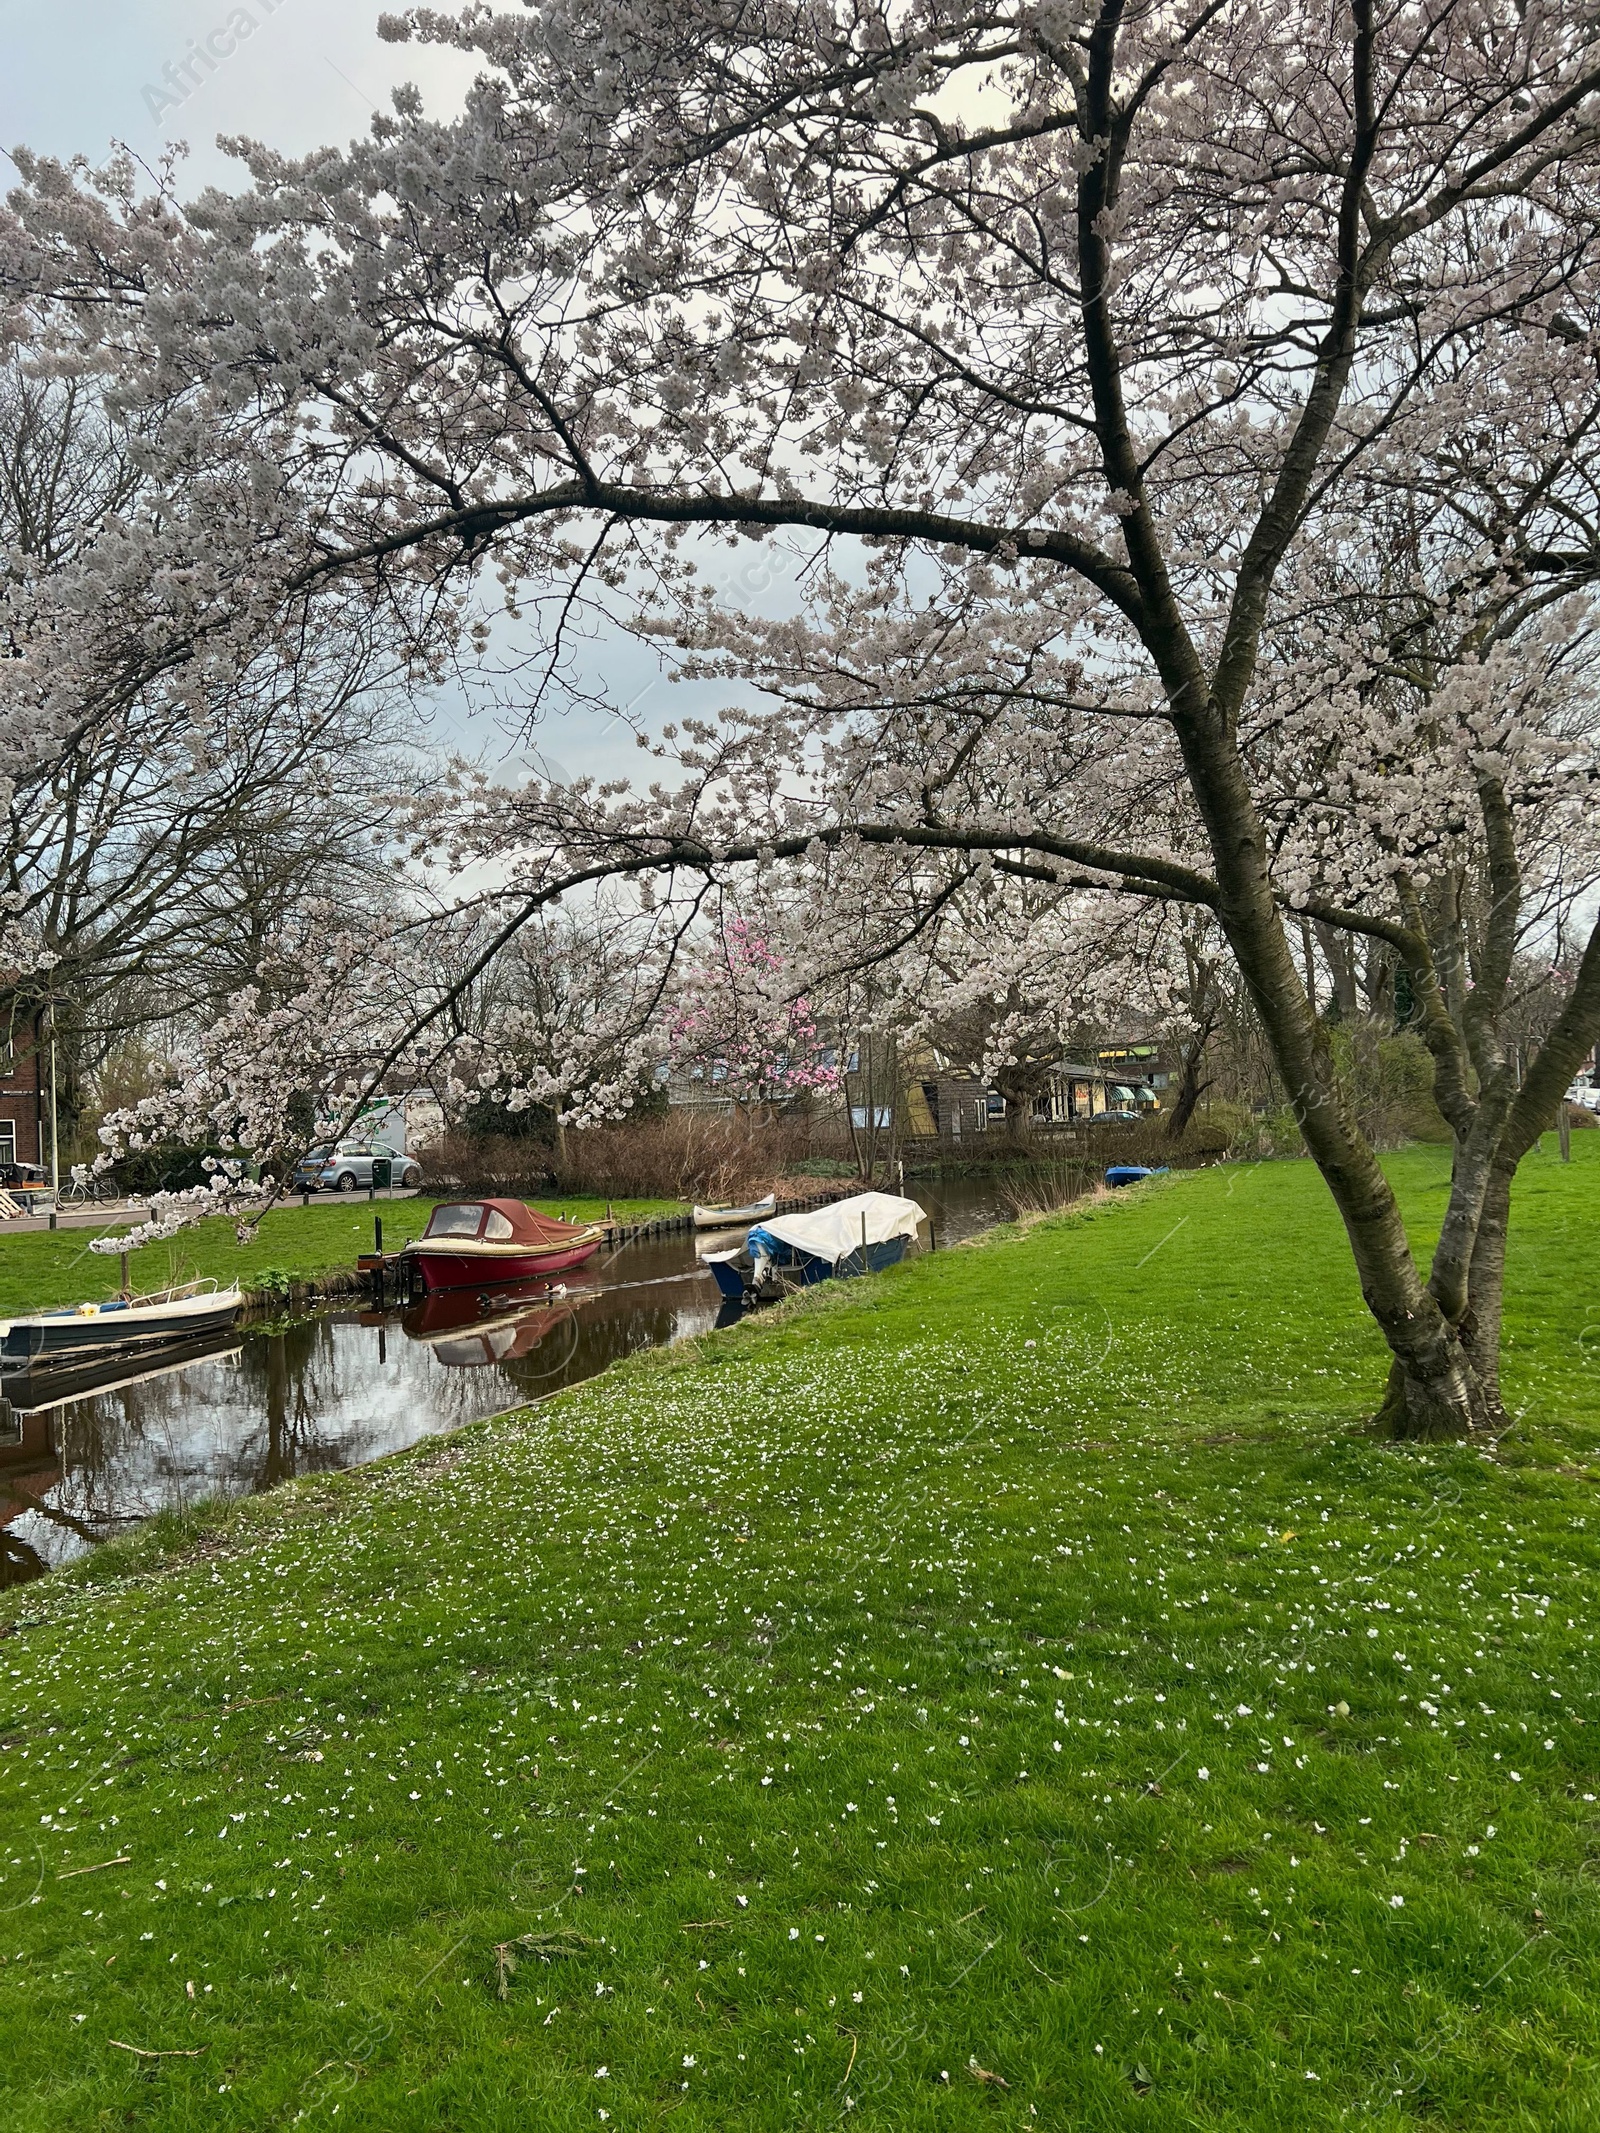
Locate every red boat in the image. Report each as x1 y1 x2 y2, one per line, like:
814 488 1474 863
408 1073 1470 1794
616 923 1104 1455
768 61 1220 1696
400 1199 604 1293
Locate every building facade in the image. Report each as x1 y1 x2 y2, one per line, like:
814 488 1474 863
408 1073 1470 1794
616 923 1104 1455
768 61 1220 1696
0 1009 47 1171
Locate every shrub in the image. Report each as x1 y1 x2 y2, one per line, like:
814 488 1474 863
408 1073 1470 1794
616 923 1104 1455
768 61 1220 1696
1188 1098 1259 1156
998 1159 1099 1219
1202 1029 1452 1161
415 1130 556 1197
1360 1028 1451 1145
1257 1106 1310 1158
114 1142 243 1195
552 1111 813 1202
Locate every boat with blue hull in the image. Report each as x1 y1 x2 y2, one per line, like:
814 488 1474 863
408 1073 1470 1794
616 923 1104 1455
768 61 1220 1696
705 1191 929 1303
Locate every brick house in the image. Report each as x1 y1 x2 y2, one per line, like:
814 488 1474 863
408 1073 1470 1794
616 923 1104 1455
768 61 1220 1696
0 1007 47 1171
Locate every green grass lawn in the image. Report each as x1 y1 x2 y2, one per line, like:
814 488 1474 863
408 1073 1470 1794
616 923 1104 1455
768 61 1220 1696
0 1195 683 1318
1 1141 1597 2128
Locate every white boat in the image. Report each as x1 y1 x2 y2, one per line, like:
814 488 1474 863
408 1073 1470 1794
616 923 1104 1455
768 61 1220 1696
692 1193 777 1229
0 1281 243 1364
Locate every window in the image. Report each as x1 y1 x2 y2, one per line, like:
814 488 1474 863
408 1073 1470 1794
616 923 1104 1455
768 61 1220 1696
0 1121 15 1166
424 1203 485 1239
483 1208 515 1241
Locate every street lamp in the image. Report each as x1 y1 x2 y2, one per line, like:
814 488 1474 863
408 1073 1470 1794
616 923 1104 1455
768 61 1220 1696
49 1021 59 1194
39 1000 59 1193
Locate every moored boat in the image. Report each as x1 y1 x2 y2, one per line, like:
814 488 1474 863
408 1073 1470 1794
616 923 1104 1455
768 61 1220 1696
708 1191 929 1302
703 1250 754 1302
692 1192 777 1229
400 1198 603 1294
0 1281 242 1365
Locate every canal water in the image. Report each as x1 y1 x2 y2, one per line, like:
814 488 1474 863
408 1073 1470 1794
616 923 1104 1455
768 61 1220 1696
0 1178 1023 1585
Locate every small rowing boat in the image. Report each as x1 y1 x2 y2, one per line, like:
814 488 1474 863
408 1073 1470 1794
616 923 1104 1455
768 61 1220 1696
400 1198 603 1293
0 1280 242 1365
692 1192 777 1229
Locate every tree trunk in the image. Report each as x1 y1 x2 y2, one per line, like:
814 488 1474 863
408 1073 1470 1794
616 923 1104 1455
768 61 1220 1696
1371 1337 1500 1441
1460 1161 1512 1414
997 1078 1035 1144
1163 1065 1207 1140
1169 989 1211 1143
1439 914 1600 1418
1165 1014 1214 1139
1177 737 1493 1438
843 1075 874 1182
1315 921 1361 1020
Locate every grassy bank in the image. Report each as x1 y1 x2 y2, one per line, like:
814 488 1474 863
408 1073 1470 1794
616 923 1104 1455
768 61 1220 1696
1 1141 1597 2128
0 1195 683 1319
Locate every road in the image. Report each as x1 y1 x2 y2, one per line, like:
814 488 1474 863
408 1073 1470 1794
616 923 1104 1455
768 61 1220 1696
0 1187 422 1237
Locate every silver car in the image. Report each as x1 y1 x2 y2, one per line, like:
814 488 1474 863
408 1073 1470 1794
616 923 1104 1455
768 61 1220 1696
309 1141 422 1193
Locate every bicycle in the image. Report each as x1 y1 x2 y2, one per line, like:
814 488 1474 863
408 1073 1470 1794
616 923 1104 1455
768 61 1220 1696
55 1174 121 1207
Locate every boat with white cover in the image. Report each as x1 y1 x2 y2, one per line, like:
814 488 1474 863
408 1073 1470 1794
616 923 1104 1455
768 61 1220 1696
0 1280 243 1364
705 1191 929 1301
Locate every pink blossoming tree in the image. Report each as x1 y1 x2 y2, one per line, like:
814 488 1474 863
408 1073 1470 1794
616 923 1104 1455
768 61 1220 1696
668 917 839 1118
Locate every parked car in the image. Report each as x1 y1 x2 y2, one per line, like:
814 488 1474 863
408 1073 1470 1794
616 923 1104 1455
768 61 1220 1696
292 1142 422 1193
1566 1079 1600 1113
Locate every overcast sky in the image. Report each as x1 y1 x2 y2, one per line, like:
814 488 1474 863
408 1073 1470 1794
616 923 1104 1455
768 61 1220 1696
0 0 475 187
0 0 758 787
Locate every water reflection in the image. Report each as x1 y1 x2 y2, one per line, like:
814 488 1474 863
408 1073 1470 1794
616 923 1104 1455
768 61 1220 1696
0 1177 1012 1582
0 1236 727 1581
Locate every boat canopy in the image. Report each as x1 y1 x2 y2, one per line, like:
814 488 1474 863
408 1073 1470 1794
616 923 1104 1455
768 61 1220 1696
748 1192 928 1269
418 1199 592 1246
